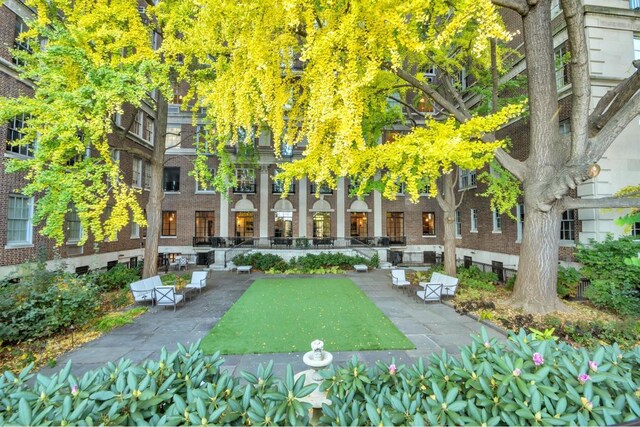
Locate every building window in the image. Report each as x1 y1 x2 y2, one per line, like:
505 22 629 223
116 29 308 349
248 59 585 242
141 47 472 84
272 169 295 193
235 212 254 238
632 222 640 236
132 157 143 188
350 213 368 238
195 211 215 238
555 43 570 89
7 194 32 245
422 212 435 236
559 118 571 135
195 124 213 154
635 32 640 60
459 168 477 190
13 17 32 66
143 116 154 142
274 212 293 238
516 204 525 242
163 167 180 192
67 206 83 243
492 210 502 233
560 209 576 241
455 210 462 237
6 113 33 157
131 218 140 238
470 208 478 232
313 212 331 237
195 168 216 192
386 212 404 241
310 183 333 194
162 211 177 236
114 112 123 127
280 142 293 157
143 160 151 189
165 125 181 149
132 110 144 138
234 168 255 193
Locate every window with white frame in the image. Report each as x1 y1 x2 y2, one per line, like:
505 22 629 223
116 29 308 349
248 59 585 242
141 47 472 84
114 112 123 127
459 168 477 190
6 113 33 157
492 209 502 232
634 33 640 61
7 194 33 245
66 206 82 243
455 210 462 237
143 115 154 143
143 160 151 189
195 124 213 154
131 216 140 238
516 204 525 242
132 110 144 138
632 222 640 236
13 17 32 66
165 125 181 149
234 168 255 193
132 156 142 188
554 43 570 89
195 168 216 193
470 208 478 232
560 210 576 242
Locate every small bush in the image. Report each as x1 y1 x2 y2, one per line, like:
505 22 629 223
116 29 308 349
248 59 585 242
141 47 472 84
457 266 497 291
556 266 581 298
232 253 287 272
585 279 640 317
89 264 141 291
292 252 375 272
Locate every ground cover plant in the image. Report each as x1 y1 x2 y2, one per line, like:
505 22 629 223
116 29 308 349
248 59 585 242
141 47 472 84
201 278 413 354
1 329 638 426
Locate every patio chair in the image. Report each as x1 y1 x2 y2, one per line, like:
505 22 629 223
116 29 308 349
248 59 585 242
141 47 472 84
154 286 185 311
391 269 411 292
130 279 155 305
186 270 209 294
416 283 443 304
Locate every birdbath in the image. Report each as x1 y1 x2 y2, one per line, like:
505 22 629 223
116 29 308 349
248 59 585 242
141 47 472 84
294 339 333 409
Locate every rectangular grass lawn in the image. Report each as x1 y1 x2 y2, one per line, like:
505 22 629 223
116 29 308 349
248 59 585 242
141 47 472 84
201 278 414 354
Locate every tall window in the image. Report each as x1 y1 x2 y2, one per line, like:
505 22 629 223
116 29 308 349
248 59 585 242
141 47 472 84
131 217 140 238
235 168 255 193
350 213 368 238
162 211 177 236
163 167 180 192
132 157 143 188
195 124 212 154
235 212 254 238
143 160 151 189
67 206 82 243
6 113 33 157
132 110 144 137
516 204 525 242
195 168 216 192
313 212 331 237
386 212 404 241
274 212 293 238
7 195 32 245
492 210 502 232
455 210 462 237
195 211 215 238
555 43 570 89
422 212 436 236
272 169 295 193
13 17 32 66
634 33 640 60
165 126 181 149
470 208 478 232
560 210 576 241
143 116 154 142
459 169 477 190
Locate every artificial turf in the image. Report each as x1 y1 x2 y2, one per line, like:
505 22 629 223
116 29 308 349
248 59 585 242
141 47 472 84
201 277 415 354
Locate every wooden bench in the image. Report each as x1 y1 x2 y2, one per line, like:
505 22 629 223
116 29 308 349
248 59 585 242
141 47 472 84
237 265 252 274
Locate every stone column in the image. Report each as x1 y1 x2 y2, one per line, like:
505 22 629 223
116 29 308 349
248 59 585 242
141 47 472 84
259 165 270 247
336 177 346 244
298 177 308 237
374 173 382 238
220 191 229 238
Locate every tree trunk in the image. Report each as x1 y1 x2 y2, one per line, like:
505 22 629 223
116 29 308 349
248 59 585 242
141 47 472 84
440 172 458 276
142 95 167 278
510 0 568 313
510 202 567 313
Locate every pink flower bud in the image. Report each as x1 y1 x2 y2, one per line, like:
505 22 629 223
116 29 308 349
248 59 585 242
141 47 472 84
578 373 591 384
512 368 522 377
588 360 598 372
532 352 544 366
388 364 397 375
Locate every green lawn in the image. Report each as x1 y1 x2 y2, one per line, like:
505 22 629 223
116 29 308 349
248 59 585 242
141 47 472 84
201 278 414 354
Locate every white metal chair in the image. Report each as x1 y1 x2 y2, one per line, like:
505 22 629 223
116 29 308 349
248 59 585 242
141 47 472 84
186 270 209 294
154 286 185 311
129 279 155 305
391 269 411 292
416 283 443 303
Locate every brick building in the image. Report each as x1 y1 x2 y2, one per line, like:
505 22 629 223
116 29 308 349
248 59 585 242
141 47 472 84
1 0 639 278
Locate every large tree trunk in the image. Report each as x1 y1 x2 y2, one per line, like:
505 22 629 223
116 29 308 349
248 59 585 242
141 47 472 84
142 95 168 278
510 0 568 313
440 172 458 276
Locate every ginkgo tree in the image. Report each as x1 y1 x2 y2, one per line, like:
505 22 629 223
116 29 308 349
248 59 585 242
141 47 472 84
154 0 525 276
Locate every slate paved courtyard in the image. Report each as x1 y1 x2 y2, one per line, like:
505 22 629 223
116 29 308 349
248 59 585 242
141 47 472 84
38 270 506 378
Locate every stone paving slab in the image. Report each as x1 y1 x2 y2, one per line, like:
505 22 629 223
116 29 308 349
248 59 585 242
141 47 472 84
37 270 506 379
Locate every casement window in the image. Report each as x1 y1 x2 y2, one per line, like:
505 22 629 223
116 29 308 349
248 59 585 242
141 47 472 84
516 204 525 242
143 116 154 143
492 210 502 233
195 168 216 193
132 157 143 188
162 211 177 236
470 208 478 232
165 126 182 149
132 110 144 138
6 113 33 157
631 222 640 236
143 160 151 189
554 43 570 89
7 194 33 245
455 210 462 237
13 17 32 66
163 167 180 192
560 210 576 242
422 212 436 236
459 168 477 190
66 206 83 243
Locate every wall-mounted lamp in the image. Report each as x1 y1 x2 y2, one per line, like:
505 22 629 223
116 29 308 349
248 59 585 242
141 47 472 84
587 163 601 178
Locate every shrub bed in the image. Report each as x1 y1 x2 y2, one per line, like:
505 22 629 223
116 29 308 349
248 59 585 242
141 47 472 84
1 330 638 426
232 252 378 274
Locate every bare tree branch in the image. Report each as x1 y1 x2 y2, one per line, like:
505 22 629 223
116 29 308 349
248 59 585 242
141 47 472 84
588 89 640 160
562 0 591 162
562 196 640 210
442 75 471 118
491 0 529 15
387 96 420 126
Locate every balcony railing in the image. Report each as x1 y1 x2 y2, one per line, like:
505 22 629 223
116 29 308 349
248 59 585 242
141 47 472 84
193 236 227 247
192 235 406 249
233 183 256 193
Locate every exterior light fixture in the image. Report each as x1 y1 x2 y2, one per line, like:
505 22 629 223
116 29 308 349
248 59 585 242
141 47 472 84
587 163 601 178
